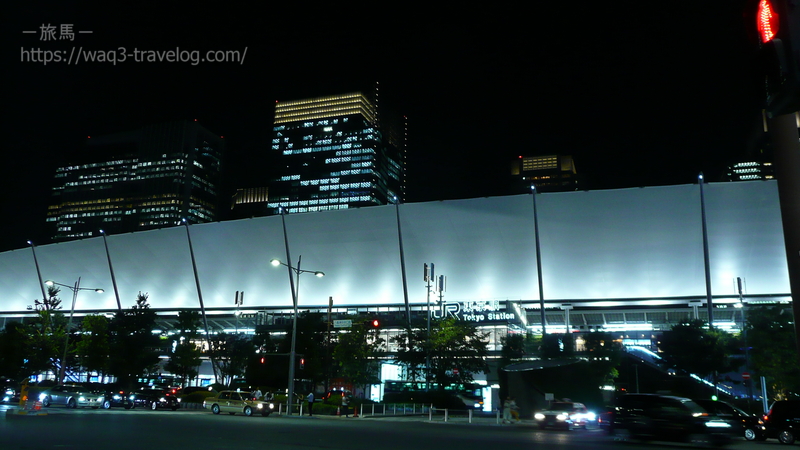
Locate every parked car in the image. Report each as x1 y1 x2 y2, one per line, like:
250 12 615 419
2 383 19 404
534 401 594 430
128 387 179 411
762 400 800 444
694 398 765 441
609 393 736 446
204 390 275 416
177 386 213 396
38 385 107 409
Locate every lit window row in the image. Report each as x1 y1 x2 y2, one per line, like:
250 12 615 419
299 177 341 186
319 182 372 191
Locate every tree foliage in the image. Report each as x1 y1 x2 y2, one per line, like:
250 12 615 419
27 286 66 377
658 320 735 378
76 314 111 382
165 310 203 386
393 317 489 388
746 305 800 399
333 319 385 390
208 332 254 386
107 292 161 388
581 331 623 383
0 322 30 380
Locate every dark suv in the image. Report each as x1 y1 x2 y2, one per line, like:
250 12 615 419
762 400 800 444
609 393 736 446
694 398 765 441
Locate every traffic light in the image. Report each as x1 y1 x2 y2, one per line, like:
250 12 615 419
756 0 800 115
299 358 305 370
371 319 380 327
260 357 265 364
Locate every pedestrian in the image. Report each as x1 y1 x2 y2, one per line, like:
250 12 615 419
509 397 520 422
502 396 513 423
253 388 263 400
341 394 349 417
307 392 314 416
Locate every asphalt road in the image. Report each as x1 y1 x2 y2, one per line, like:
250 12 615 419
0 404 788 450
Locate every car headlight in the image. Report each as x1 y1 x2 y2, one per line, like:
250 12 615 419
534 413 545 420
177 398 181 402
269 403 275 409
257 403 263 409
159 397 166 402
706 421 732 428
4 389 12 395
113 394 121 400
39 393 47 401
586 412 596 421
556 413 568 421
97 396 104 402
129 395 135 400
79 396 87 401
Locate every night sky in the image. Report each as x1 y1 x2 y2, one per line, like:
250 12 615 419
3 2 767 253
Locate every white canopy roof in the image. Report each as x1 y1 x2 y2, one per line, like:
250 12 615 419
0 181 788 314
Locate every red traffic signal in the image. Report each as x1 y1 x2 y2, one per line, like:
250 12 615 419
260 357 265 364
754 0 800 115
371 319 380 327
758 0 780 43
299 358 305 369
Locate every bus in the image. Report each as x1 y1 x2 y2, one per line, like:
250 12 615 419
383 380 485 409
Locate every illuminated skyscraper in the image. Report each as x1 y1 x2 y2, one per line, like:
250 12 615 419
511 154 582 192
268 87 406 213
47 120 224 241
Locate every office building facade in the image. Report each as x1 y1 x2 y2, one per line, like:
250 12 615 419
47 120 224 241
268 89 406 213
511 154 582 192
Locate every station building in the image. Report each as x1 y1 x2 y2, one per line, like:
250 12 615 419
2 180 788 355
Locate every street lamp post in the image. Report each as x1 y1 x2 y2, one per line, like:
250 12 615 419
45 278 104 383
270 256 324 415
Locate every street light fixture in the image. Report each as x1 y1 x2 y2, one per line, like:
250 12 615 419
45 278 104 383
270 256 324 414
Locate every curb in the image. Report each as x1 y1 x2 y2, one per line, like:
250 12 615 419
5 409 48 417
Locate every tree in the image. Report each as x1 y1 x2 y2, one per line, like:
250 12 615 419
27 286 67 378
746 305 800 399
333 319 385 393
581 331 623 384
499 333 526 369
394 318 489 389
0 322 30 380
165 310 203 386
427 317 489 387
76 314 111 382
247 326 281 389
107 292 161 388
391 321 428 382
208 332 253 386
658 320 734 378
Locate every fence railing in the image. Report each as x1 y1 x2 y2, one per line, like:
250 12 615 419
356 403 431 416
274 402 499 424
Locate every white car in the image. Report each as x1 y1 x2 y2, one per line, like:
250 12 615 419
39 385 108 409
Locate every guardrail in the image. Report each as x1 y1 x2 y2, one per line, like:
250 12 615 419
427 408 500 424
358 403 432 417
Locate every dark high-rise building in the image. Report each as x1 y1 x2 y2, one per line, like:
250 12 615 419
725 161 775 181
511 154 582 192
47 120 224 241
230 187 269 219
267 87 406 214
